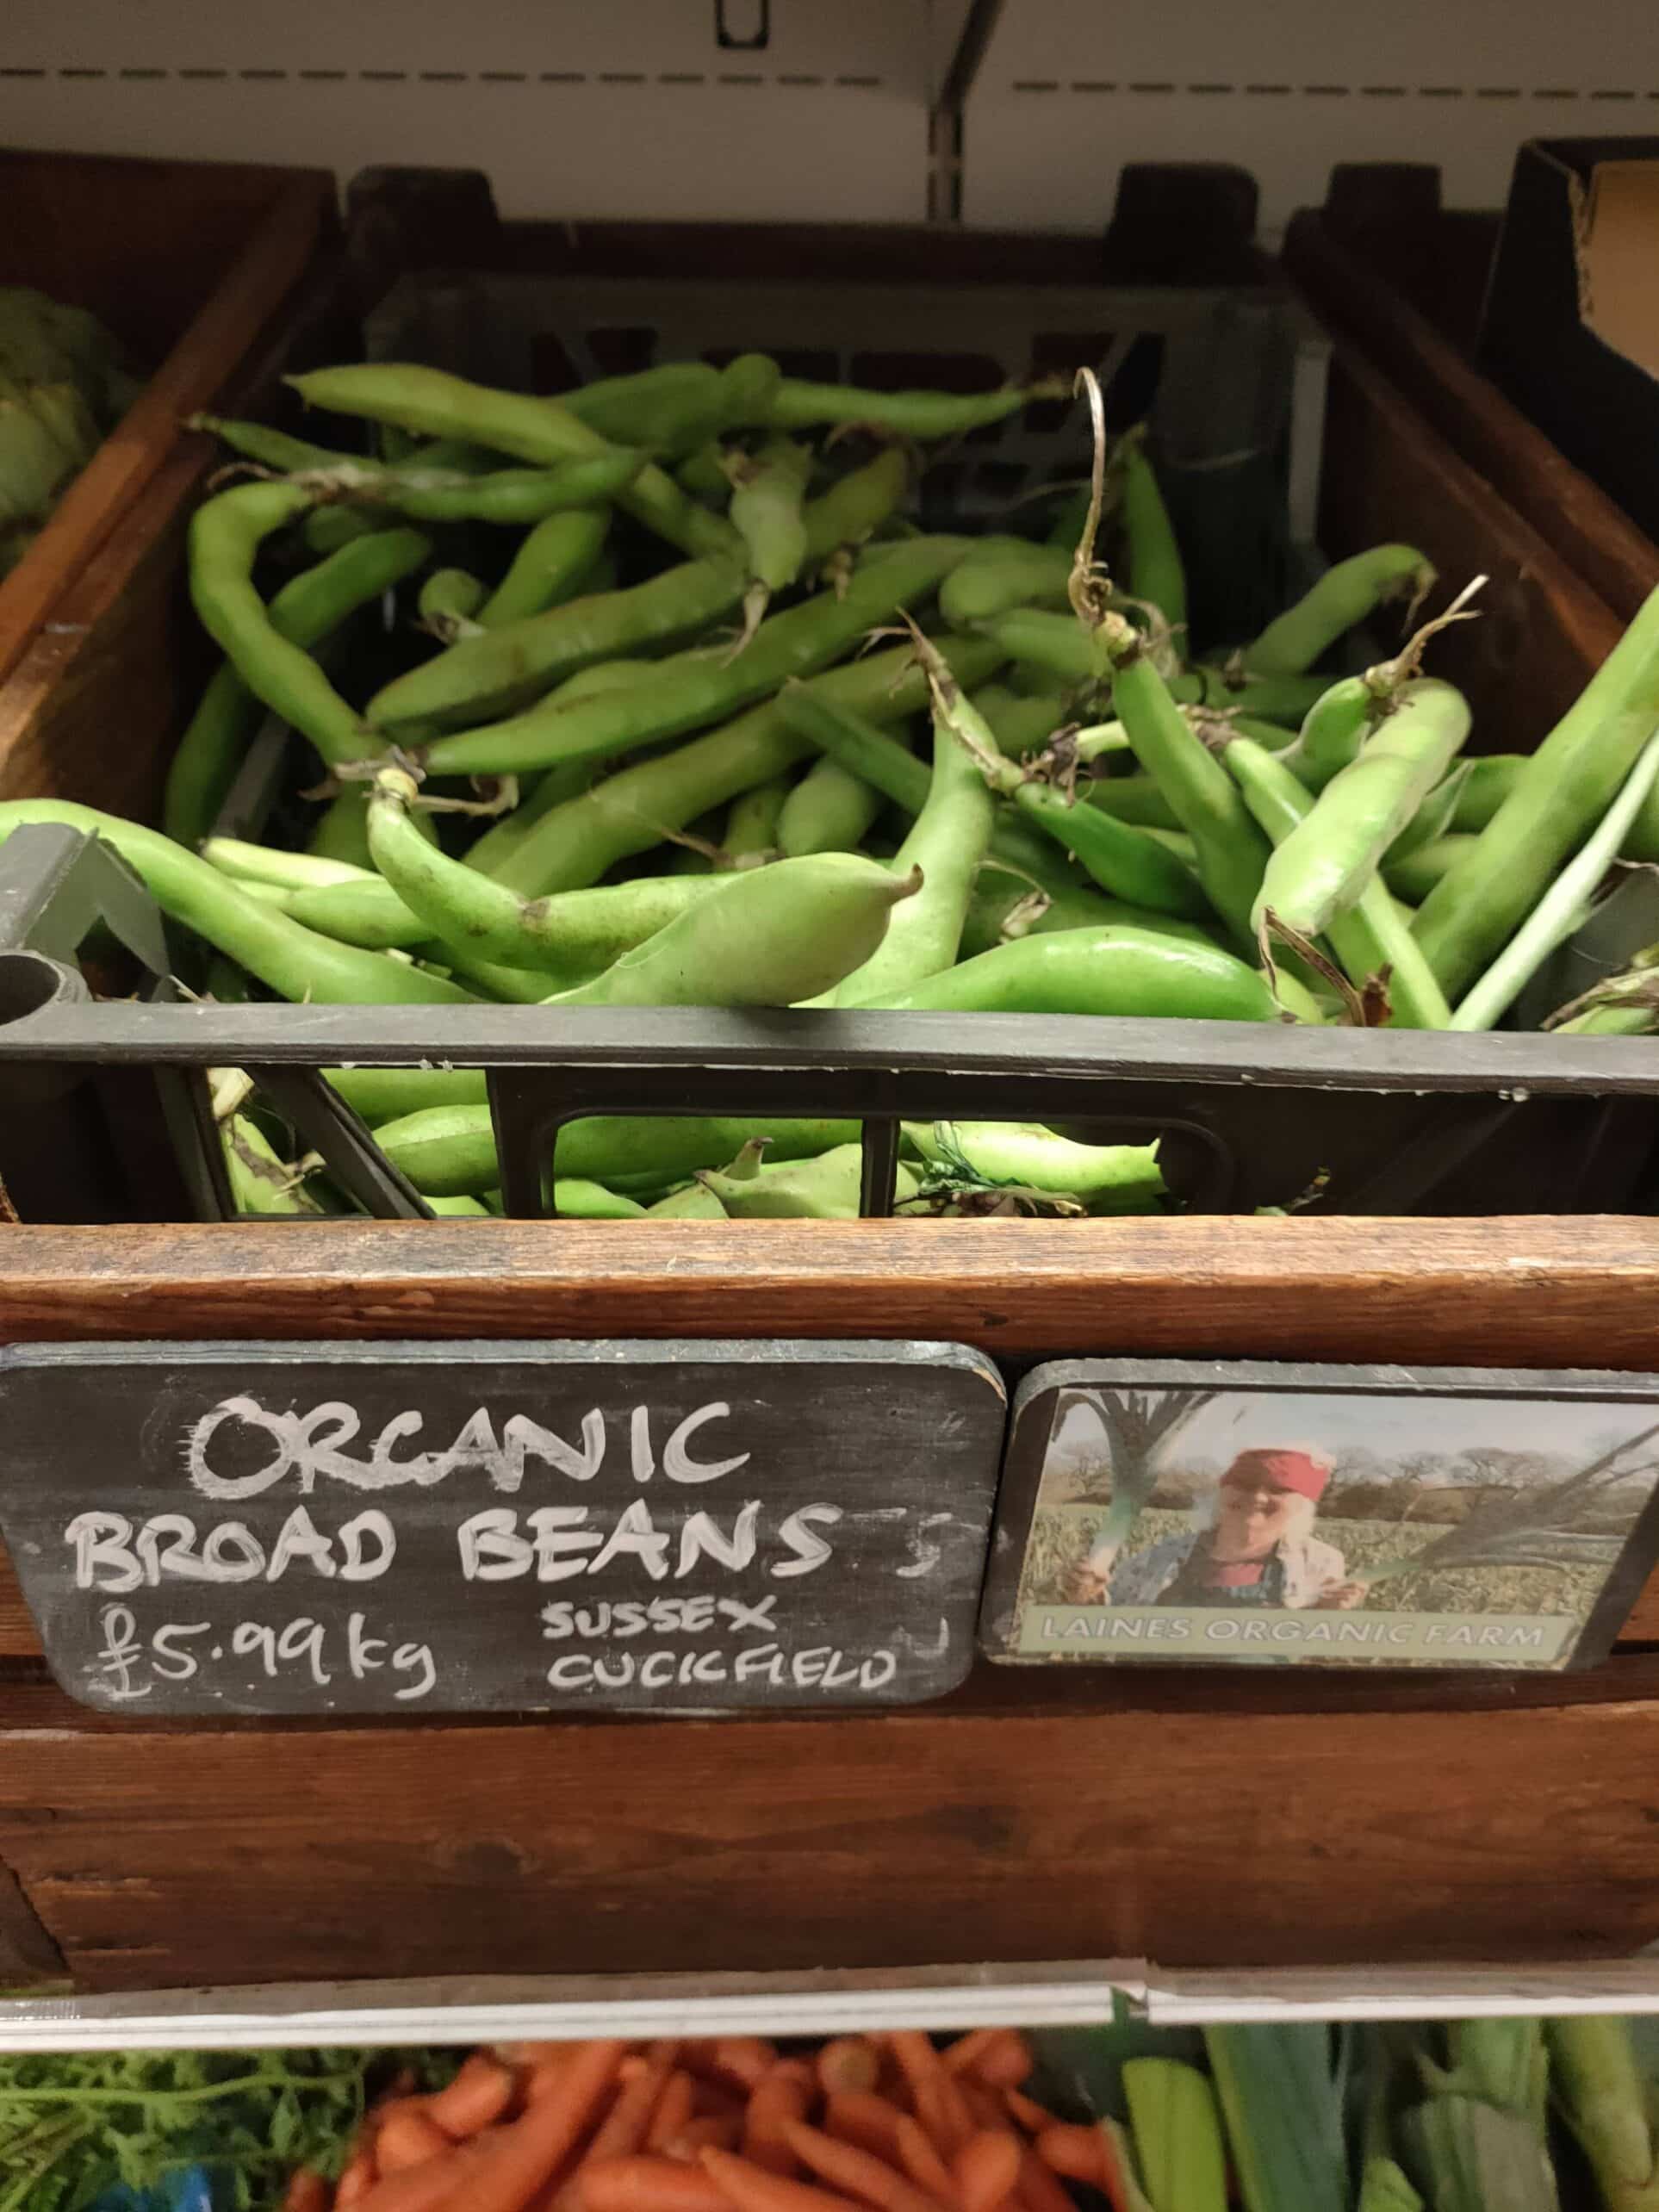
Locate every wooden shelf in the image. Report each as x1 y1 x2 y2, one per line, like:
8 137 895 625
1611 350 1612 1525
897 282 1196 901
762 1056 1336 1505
2 1213 1659 1994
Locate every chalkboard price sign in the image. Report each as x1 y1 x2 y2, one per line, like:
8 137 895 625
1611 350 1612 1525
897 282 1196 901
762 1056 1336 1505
0 1339 1006 1717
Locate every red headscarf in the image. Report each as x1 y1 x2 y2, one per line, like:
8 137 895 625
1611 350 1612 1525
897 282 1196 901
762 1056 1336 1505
1221 1447 1331 1503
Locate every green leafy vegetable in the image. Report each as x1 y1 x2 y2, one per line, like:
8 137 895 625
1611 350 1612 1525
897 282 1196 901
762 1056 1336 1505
0 2045 452 2212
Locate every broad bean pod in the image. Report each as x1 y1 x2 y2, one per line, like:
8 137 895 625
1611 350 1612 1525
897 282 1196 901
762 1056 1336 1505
366 766 724 973
1253 678 1471 940
1224 735 1451 1028
479 633 1003 898
164 524 429 849
0 802 472 1005
544 853 921 1010
188 482 376 771
475 509 610 629
849 923 1280 1021
287 362 740 564
411 536 972 780
1241 545 1434 676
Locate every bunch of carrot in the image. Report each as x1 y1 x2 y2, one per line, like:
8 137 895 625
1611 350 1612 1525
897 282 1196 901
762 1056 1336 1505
277 2028 1132 2212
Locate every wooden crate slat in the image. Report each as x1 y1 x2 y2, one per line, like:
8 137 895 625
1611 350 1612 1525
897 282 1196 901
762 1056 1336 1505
3 1666 1659 1991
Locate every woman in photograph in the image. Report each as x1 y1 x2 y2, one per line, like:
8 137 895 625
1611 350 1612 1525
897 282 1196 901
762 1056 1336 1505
1066 1447 1367 1609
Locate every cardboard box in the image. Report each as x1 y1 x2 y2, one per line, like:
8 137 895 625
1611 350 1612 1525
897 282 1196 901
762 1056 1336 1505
1478 137 1659 549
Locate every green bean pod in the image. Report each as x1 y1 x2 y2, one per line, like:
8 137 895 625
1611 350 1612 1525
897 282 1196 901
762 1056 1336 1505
306 790 376 867
776 756 882 858
921 641 1207 920
188 481 385 772
1449 749 1659 869
1223 736 1451 1028
563 362 722 440
848 923 1280 1021
764 376 1064 438
677 442 735 506
939 541 1073 630
1241 544 1434 676
960 862 1217 958
1120 442 1187 637
303 504 391 555
1450 731 1659 1032
974 609 1327 722
819 667 996 1005
770 680 1100 910
0 802 472 1004
414 537 972 780
202 838 372 892
699 1144 920 1221
1253 678 1471 939
649 1181 730 1219
366 766 724 973
482 633 1003 898
1091 615 1271 952
541 853 921 1009
905 1121 1165 1211
475 509 610 629
417 567 486 641
1009 780 1211 917
373 1103 854 1199
188 414 361 475
1415 586 1659 995
970 684 1069 757
367 447 908 734
726 437 811 595
722 775 792 861
224 1115 323 1216
1382 835 1468 904
301 450 642 525
165 524 430 850
288 363 741 565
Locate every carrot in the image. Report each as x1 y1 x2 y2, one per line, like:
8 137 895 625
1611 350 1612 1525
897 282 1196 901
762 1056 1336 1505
283 2170 332 2212
581 2154 736 2212
743 2066 812 2177
1035 2128 1108 2189
663 2117 743 2156
999 2093 1059 2140
824 2094 906 2163
816 2041 880 2100
939 2035 999 2080
459 2038 629 2212
648 2072 698 2152
782 2119 949 2212
893 2118 956 2207
379 2108 455 2175
586 2046 680 2165
1016 2147 1077 2212
886 2038 972 2157
428 2053 521 2139
965 2037 1031 2092
952 2134 1021 2212
529 2056 579 2104
693 2080 749 2123
956 2087 1005 2136
700 2146 867 2212
352 2151 476 2212
336 2149 378 2209
707 2039 779 2093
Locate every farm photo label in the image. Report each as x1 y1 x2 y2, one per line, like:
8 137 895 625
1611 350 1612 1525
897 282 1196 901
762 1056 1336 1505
979 1359 1659 1673
0 1339 1006 1717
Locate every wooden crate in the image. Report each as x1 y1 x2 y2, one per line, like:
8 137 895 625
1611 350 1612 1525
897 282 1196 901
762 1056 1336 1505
1283 164 1659 623
2 1216 1659 1992
0 182 1656 1993
0 150 338 823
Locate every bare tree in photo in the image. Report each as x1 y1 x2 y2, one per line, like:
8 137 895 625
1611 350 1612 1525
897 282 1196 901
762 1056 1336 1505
1355 1420 1659 1592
